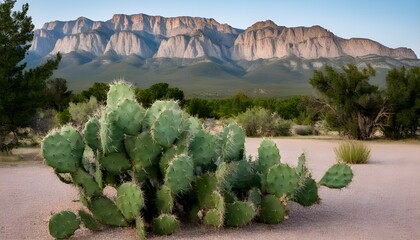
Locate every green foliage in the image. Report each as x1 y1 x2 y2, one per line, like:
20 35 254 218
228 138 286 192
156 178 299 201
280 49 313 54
334 141 371 164
57 109 71 125
384 67 420 139
186 98 215 118
42 81 354 238
236 107 291 137
0 0 61 152
80 82 110 103
46 78 72 111
136 83 185 107
310 64 385 139
68 96 100 125
184 94 313 123
253 96 313 123
214 92 253 117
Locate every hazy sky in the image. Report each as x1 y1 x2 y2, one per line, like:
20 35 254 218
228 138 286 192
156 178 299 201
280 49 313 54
14 0 420 57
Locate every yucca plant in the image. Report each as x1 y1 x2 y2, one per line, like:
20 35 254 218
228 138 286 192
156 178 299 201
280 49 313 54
334 141 371 164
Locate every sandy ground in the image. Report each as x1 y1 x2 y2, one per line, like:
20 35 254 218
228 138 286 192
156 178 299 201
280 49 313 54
1 139 419 240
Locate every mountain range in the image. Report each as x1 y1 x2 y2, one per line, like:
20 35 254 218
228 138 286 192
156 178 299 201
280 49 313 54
27 14 420 97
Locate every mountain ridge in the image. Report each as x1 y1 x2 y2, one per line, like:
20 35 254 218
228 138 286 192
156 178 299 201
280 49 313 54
29 13 417 61
26 14 420 98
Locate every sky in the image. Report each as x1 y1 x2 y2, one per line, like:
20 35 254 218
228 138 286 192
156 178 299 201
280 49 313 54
14 0 420 57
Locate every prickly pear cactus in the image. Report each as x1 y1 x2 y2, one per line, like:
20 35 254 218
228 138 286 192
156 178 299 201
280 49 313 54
48 211 80 239
42 80 354 239
42 126 84 173
320 163 353 189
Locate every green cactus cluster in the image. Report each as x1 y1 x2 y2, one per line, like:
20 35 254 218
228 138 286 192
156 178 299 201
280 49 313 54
42 81 353 239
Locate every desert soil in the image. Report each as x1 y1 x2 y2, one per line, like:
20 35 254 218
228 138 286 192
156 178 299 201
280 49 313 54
1 139 419 240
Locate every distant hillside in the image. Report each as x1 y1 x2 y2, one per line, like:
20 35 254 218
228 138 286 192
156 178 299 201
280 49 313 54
26 13 420 97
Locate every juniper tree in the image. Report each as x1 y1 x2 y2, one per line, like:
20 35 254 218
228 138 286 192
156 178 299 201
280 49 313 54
0 0 61 152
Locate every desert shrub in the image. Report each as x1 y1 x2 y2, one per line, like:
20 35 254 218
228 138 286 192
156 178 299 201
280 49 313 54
293 125 313 136
236 107 291 137
335 141 371 164
57 109 71 125
310 64 386 140
384 66 420 139
68 97 100 126
187 98 214 118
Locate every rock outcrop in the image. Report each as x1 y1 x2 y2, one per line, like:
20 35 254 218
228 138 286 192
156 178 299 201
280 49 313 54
29 14 417 61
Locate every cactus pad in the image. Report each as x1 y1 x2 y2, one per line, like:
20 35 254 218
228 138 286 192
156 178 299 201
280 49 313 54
42 126 84 173
89 196 128 227
125 132 162 170
204 209 224 228
106 81 136 109
151 109 183 148
152 214 180 235
189 129 216 167
156 185 174 214
203 191 225 211
195 173 218 207
319 163 353 189
113 98 145 135
99 152 131 174
224 201 256 227
257 139 280 173
218 123 245 162
159 145 187 175
293 178 320 206
78 210 100 231
165 154 194 193
144 100 181 129
266 163 300 197
49 211 80 239
83 117 101 152
116 182 144 221
99 109 125 154
71 168 101 197
227 160 259 190
259 194 286 224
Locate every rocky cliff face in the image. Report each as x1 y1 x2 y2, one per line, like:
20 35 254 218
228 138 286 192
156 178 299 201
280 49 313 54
29 14 417 60
104 31 156 57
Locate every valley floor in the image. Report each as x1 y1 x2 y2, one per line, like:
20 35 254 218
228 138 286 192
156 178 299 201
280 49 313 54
1 139 419 239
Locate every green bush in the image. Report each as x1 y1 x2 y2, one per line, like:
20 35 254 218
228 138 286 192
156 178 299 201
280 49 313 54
68 97 100 126
334 141 371 164
57 109 71 125
236 107 291 137
293 125 313 136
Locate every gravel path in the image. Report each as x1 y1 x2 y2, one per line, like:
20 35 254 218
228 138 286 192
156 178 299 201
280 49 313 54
1 139 419 240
